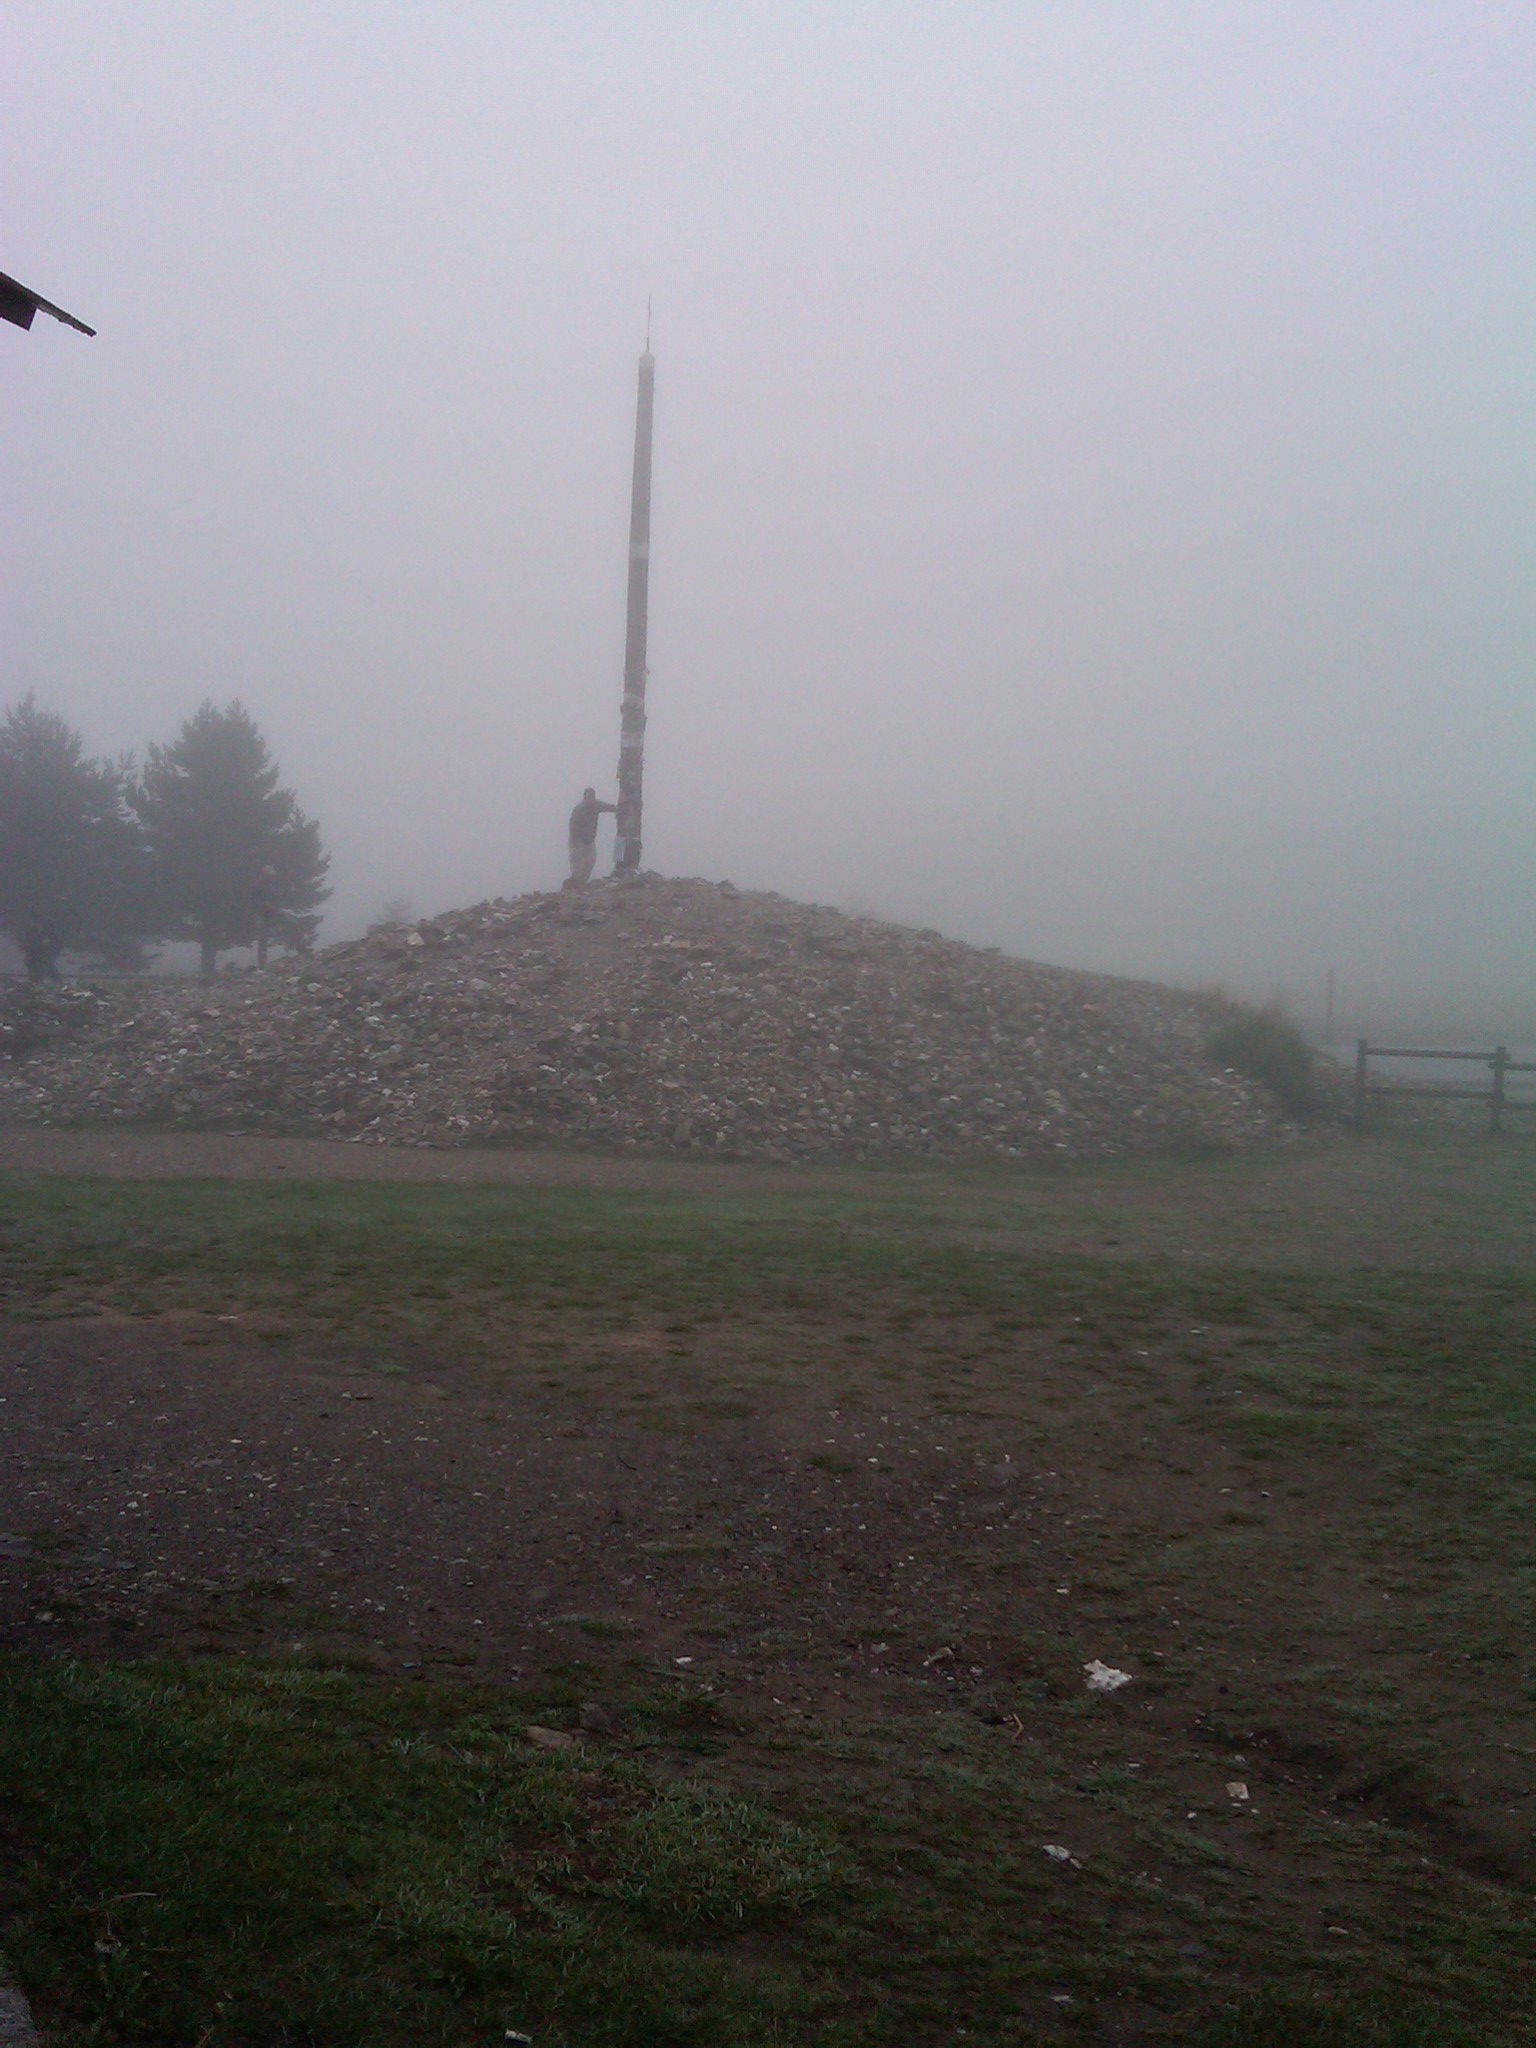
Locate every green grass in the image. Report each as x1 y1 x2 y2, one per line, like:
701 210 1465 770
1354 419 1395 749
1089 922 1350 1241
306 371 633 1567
1195 1989 1488 2046
0 1173 1020 1328
0 1161 1527 1322
0 1658 838 2048
3 1656 1519 2048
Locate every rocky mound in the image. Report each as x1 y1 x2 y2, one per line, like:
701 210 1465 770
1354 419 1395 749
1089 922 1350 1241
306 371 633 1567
0 877 1288 1159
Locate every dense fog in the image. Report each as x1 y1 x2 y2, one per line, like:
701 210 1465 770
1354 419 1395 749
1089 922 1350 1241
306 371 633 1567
5 3 1532 1039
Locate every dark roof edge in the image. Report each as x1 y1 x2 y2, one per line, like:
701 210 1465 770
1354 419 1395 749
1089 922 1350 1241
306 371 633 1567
0 271 96 337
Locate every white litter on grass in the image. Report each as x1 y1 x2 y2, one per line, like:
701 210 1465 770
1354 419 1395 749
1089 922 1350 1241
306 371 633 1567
1226 1780 1250 1803
1043 1844 1082 1868
1084 1658 1133 1693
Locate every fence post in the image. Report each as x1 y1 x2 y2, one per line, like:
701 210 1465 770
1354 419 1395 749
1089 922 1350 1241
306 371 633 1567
1354 1038 1370 1128
1490 1046 1508 1135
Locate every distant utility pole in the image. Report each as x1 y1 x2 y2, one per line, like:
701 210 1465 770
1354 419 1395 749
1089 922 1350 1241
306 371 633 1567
0 271 94 337
612 327 655 875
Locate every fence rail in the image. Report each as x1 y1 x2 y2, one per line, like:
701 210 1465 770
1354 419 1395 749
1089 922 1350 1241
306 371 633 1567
1353 1039 1536 1133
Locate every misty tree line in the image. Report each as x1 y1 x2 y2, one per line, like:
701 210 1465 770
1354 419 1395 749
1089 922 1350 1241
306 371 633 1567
0 697 329 981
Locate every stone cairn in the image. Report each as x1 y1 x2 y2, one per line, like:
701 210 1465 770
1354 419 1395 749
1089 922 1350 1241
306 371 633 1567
0 878 1287 1161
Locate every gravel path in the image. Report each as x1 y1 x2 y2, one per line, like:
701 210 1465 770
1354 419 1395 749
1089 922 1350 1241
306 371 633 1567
0 1121 852 1192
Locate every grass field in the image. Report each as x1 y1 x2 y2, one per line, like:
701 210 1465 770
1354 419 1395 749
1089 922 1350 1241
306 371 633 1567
0 1130 1532 2044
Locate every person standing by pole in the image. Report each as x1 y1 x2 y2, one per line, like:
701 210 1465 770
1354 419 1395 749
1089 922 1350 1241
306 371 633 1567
567 786 617 887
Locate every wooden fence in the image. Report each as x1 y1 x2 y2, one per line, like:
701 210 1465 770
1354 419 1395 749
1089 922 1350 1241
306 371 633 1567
1353 1040 1536 1133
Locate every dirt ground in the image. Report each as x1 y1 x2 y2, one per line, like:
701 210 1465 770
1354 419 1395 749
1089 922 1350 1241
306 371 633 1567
2 1123 1534 2045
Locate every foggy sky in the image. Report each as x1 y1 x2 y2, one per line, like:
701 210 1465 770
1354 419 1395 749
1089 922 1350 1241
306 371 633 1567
5 3 1533 1036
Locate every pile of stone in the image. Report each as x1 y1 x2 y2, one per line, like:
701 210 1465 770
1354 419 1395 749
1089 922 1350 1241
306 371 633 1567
0 981 116 1063
0 877 1290 1160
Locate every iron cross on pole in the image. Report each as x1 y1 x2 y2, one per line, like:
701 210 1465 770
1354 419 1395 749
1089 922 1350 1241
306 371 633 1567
612 330 654 875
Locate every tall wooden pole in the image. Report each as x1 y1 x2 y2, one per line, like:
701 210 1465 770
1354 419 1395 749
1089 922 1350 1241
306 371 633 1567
613 342 655 874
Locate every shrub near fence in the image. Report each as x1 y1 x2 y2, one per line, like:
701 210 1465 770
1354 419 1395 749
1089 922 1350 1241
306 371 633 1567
1202 999 1333 1121
1352 1040 1536 1133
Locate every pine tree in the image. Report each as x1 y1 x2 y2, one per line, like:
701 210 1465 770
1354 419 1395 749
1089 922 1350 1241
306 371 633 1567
0 696 151 977
133 701 330 978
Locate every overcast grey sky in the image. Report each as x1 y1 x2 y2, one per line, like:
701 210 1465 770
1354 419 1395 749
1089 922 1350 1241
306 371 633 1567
5 2 1533 1032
